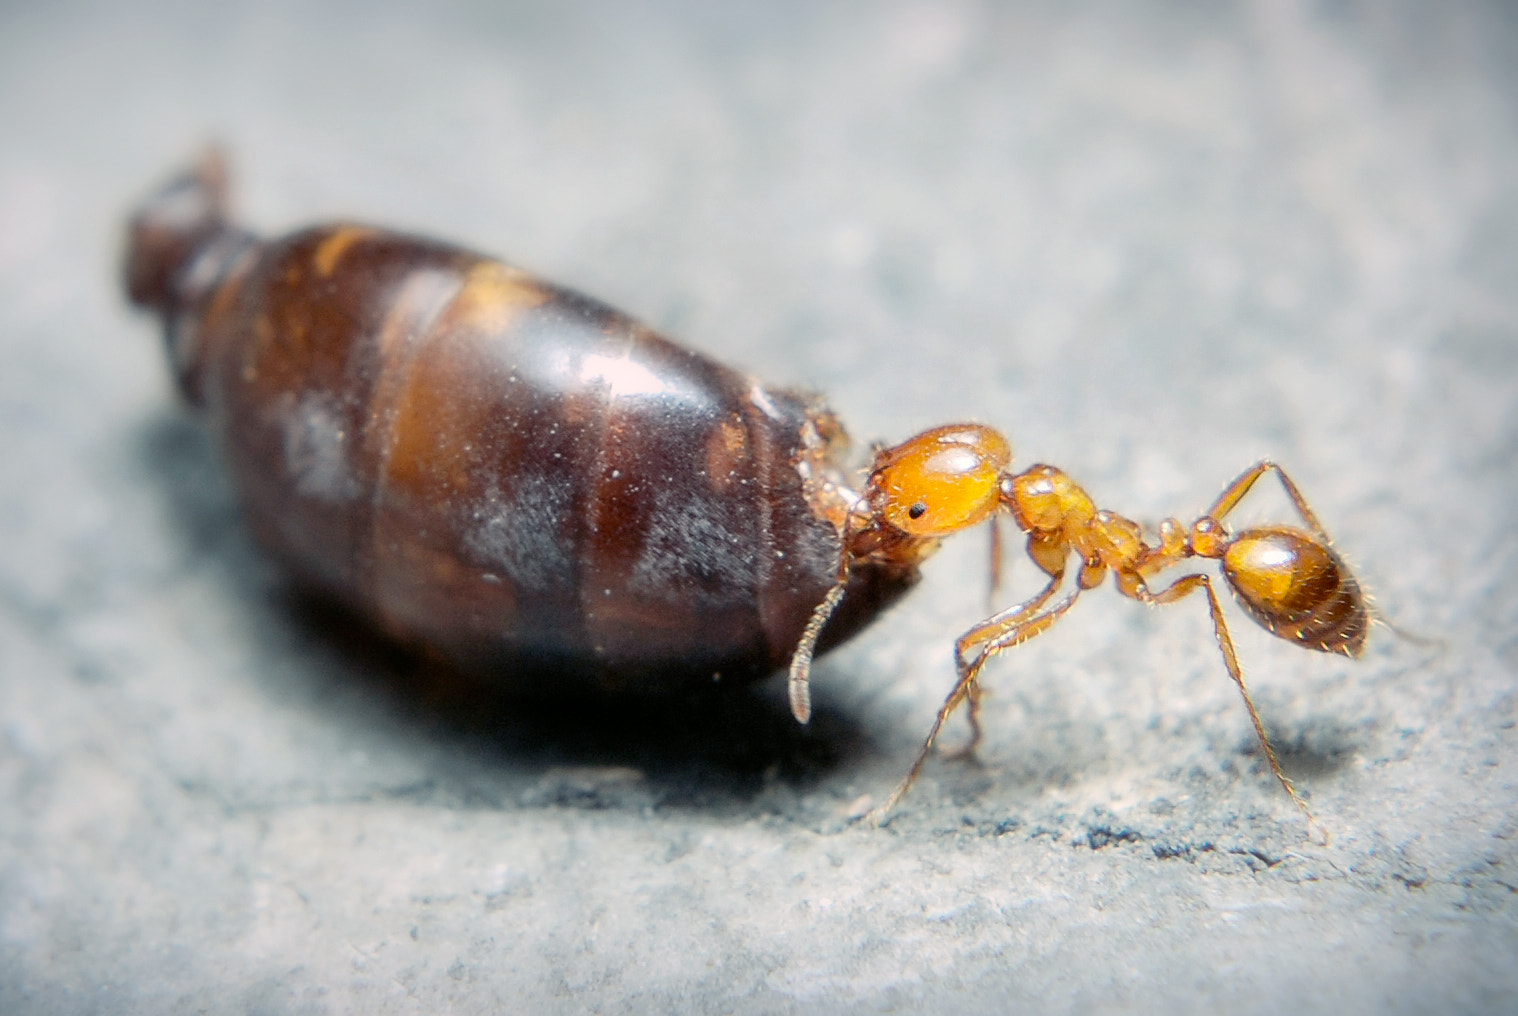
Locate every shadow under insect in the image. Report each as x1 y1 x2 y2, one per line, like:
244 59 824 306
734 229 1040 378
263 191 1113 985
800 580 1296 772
137 411 867 812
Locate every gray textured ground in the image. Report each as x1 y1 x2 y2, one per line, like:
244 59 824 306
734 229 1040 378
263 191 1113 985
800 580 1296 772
2 1 1516 1012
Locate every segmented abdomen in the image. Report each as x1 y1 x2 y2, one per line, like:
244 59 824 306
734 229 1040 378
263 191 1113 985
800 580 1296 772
1221 526 1367 657
171 224 913 694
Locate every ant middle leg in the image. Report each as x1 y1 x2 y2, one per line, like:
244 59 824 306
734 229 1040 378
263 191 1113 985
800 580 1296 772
1136 572 1319 830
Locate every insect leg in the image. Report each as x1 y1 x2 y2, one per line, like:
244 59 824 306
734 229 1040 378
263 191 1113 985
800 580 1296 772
1137 572 1321 833
867 583 1080 824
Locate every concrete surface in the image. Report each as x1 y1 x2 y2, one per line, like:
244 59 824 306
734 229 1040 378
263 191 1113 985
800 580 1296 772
2 1 1515 1012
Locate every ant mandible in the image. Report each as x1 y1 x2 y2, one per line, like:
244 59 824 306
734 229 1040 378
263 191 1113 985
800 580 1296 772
787 423 1367 828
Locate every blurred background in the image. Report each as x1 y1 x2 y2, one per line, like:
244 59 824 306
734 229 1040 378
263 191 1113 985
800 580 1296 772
1 1 1515 1012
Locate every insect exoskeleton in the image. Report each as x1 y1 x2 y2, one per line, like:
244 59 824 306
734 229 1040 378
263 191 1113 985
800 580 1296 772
125 153 919 698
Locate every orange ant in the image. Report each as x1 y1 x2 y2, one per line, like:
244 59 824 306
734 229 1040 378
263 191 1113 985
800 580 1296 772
787 424 1367 829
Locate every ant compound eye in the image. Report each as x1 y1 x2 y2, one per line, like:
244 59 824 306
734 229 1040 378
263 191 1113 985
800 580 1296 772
908 502 928 520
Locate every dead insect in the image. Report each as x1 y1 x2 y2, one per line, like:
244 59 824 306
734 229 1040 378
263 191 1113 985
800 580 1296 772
124 152 918 698
126 154 1367 827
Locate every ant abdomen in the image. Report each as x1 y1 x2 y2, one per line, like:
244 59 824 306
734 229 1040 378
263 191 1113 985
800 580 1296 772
1221 526 1368 658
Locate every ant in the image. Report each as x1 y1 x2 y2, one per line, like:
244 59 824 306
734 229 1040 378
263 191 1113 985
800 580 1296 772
787 424 1367 830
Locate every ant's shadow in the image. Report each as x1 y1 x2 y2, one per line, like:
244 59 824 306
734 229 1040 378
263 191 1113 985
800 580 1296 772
138 412 867 811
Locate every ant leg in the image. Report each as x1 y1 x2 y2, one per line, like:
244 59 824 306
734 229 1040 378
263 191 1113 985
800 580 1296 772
946 681 985 763
866 584 1081 824
950 570 1063 759
1206 460 1331 542
956 571 1064 671
1139 572 1320 832
988 516 1005 608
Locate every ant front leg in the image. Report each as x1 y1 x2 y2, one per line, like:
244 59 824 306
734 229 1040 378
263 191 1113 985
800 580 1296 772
1134 571 1320 833
867 577 1079 825
953 570 1064 755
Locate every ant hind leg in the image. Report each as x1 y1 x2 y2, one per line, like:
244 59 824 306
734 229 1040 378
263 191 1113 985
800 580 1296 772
1207 460 1332 543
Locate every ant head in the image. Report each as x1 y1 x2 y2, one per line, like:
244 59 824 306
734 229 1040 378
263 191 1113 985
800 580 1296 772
867 424 1012 537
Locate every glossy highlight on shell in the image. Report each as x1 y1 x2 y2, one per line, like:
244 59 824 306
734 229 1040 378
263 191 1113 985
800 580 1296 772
125 153 918 698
